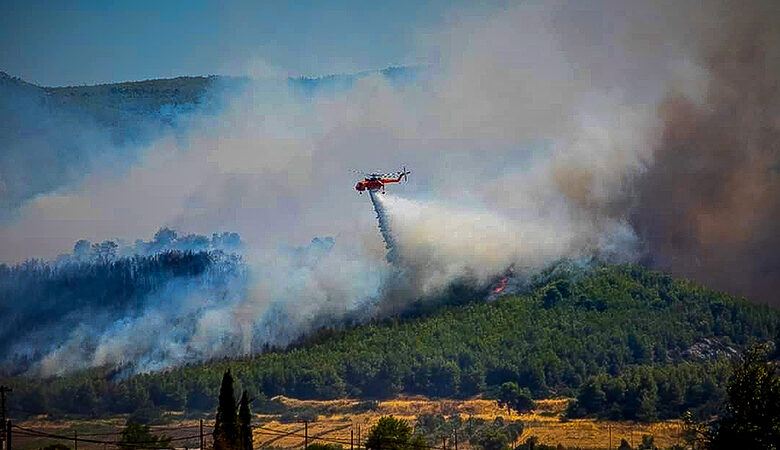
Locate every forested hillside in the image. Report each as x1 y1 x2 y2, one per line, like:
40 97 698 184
0 228 246 375
5 264 778 421
0 67 419 216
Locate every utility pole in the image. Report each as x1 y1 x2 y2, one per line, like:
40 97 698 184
351 428 354 450
5 420 10 450
200 419 204 450
0 385 11 449
454 431 458 450
0 387 10 419
74 431 78 450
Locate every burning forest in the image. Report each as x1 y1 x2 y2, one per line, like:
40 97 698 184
1 0 779 380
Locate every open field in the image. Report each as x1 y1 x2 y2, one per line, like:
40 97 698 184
252 397 685 449
13 396 686 450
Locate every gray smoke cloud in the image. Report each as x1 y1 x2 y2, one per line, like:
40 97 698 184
3 0 776 375
630 0 780 303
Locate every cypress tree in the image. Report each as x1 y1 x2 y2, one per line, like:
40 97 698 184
213 370 239 450
238 391 253 450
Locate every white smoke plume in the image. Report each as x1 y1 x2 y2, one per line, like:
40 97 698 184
2 0 757 374
368 191 400 265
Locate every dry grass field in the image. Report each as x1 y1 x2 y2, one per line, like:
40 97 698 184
253 396 685 449
14 397 686 450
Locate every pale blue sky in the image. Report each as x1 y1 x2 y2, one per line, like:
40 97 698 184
0 0 509 86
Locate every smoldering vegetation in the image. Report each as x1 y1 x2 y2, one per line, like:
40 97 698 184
1 0 779 377
0 229 248 376
5 263 778 420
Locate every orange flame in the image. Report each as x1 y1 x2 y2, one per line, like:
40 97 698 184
491 277 508 295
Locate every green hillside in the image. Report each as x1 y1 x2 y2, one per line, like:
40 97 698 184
6 264 779 421
1 71 228 122
42 75 242 124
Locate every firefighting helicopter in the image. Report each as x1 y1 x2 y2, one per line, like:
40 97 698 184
355 167 411 194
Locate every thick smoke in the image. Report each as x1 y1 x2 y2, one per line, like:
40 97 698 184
630 1 780 302
2 0 779 375
37 260 248 375
3 235 390 376
377 194 586 294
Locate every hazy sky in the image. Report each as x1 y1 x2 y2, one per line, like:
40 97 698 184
0 0 509 86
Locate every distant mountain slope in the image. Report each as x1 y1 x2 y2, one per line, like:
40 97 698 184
43 75 231 128
0 71 231 137
3 65 422 127
0 67 421 216
0 71 226 215
289 65 424 96
5 264 778 421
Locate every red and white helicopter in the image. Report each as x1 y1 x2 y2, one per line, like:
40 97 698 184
355 167 411 194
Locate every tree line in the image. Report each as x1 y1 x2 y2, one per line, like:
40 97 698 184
3 264 778 423
17 346 780 450
0 232 246 375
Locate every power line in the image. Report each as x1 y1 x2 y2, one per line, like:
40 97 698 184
254 423 443 450
311 423 352 440
10 423 208 437
148 424 208 431
12 424 202 449
59 430 123 437
256 424 351 444
256 425 354 447
256 425 305 448
283 423 353 449
10 417 443 450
